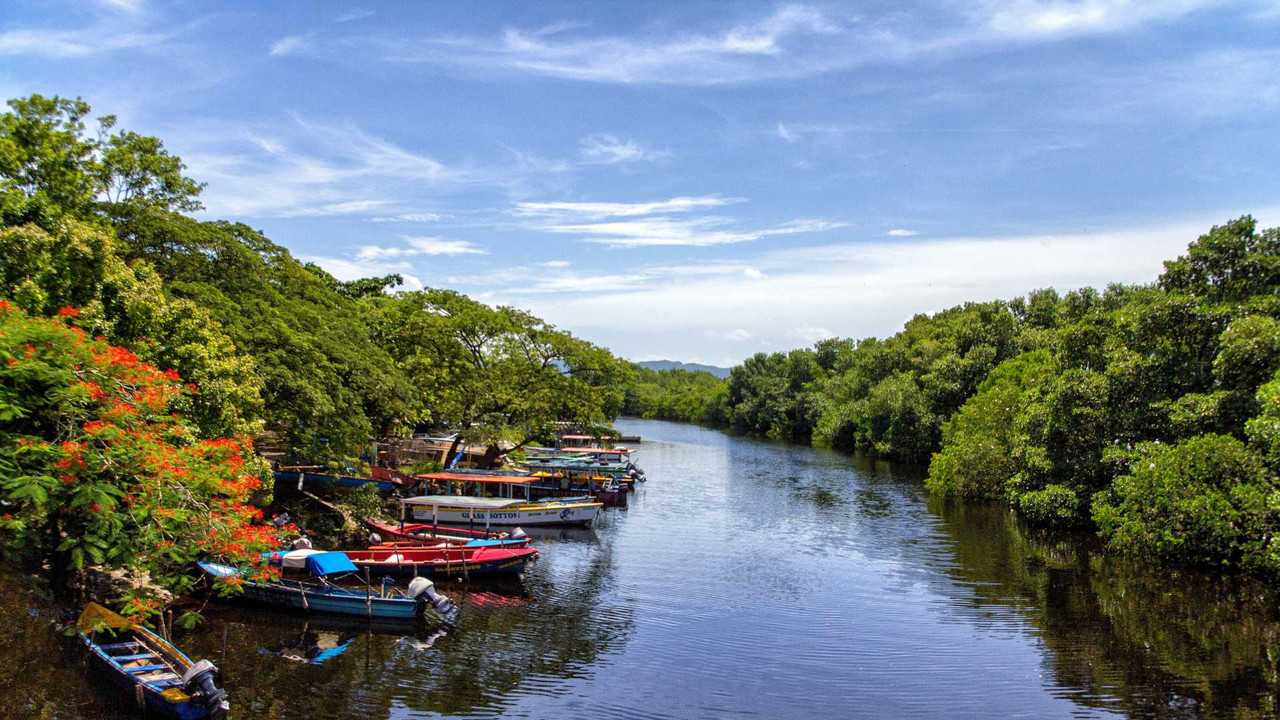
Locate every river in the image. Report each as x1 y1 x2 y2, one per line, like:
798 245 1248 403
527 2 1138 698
4 418 1279 718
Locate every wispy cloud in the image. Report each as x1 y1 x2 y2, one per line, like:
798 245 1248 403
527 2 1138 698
887 228 919 237
514 196 741 219
335 9 375 23
578 134 670 165
981 0 1228 39
270 35 310 57
370 1 1262 86
357 236 487 259
368 212 446 223
380 4 865 84
98 0 144 13
542 260 571 268
279 199 393 217
490 211 1280 365
0 25 169 58
302 255 425 292
516 195 843 247
184 115 459 218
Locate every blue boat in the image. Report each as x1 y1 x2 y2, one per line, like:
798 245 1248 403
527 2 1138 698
197 551 458 623
77 603 229 720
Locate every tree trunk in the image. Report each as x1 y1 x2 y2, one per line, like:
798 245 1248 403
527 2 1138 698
480 444 502 469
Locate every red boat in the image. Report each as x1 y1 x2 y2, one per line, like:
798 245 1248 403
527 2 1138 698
343 545 538 579
365 518 520 543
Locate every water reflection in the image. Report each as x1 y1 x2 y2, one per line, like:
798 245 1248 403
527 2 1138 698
926 497 1280 718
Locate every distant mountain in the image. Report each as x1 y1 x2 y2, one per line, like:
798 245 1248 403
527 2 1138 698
636 360 731 378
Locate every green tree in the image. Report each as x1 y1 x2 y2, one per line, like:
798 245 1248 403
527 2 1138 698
1092 434 1280 572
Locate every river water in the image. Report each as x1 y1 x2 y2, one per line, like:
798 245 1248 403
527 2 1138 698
4 418 1280 718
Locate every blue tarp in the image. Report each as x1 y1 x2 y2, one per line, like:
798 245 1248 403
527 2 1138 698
305 551 358 577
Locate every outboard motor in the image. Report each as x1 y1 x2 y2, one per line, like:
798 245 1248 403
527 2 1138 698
368 532 383 546
182 659 229 720
291 536 313 550
408 576 459 624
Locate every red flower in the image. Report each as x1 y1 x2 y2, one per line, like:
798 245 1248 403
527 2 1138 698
56 306 80 318
83 420 109 433
5 358 16 367
0 299 11 312
163 368 181 382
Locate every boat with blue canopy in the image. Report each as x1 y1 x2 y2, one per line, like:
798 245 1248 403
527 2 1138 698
197 551 458 622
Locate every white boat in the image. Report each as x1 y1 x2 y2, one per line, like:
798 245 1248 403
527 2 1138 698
401 495 602 527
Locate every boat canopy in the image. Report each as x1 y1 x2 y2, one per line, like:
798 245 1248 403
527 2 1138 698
558 447 631 455
305 551 358 577
416 471 537 485
402 495 525 509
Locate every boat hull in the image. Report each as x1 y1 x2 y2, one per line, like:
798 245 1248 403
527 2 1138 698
198 563 425 620
346 547 537 578
408 501 602 527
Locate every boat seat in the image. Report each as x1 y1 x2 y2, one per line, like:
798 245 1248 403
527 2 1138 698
124 664 169 674
113 653 159 662
148 677 183 688
101 641 143 652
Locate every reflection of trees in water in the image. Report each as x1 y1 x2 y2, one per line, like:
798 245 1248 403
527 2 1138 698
192 538 632 719
0 572 118 719
927 497 1280 718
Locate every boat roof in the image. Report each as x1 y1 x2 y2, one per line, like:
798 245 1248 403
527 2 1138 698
416 471 536 485
559 434 600 440
402 495 525 509
559 447 631 455
262 549 358 576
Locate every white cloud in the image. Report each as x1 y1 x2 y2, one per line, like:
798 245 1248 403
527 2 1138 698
278 199 393 217
489 211 1279 366
578 134 670 164
514 195 741 219
516 195 843 247
982 0 1226 39
369 212 446 223
184 115 458 218
356 236 487 260
724 328 754 342
372 1 1256 86
887 228 919 237
791 326 835 344
335 9 375 23
0 26 168 58
98 0 144 13
381 4 863 85
270 35 310 57
302 255 424 291
542 260 571 268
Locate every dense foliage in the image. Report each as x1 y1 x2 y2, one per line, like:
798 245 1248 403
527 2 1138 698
632 218 1280 575
0 93 632 611
0 304 286 618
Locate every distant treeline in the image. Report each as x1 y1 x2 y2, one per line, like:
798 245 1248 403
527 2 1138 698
625 218 1280 576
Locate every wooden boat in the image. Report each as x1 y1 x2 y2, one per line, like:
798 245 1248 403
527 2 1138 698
341 545 539 578
197 552 457 622
77 603 229 720
402 485 603 528
365 518 525 544
273 469 402 493
443 466 625 504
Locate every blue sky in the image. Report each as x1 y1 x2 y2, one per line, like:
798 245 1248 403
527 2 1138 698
3 1 1279 365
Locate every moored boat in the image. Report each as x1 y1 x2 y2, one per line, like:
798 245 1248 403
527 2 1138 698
403 494 603 527
77 602 229 720
197 552 458 622
340 545 539 578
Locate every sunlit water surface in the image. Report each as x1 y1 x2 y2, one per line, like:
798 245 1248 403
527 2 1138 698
5 418 1280 718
